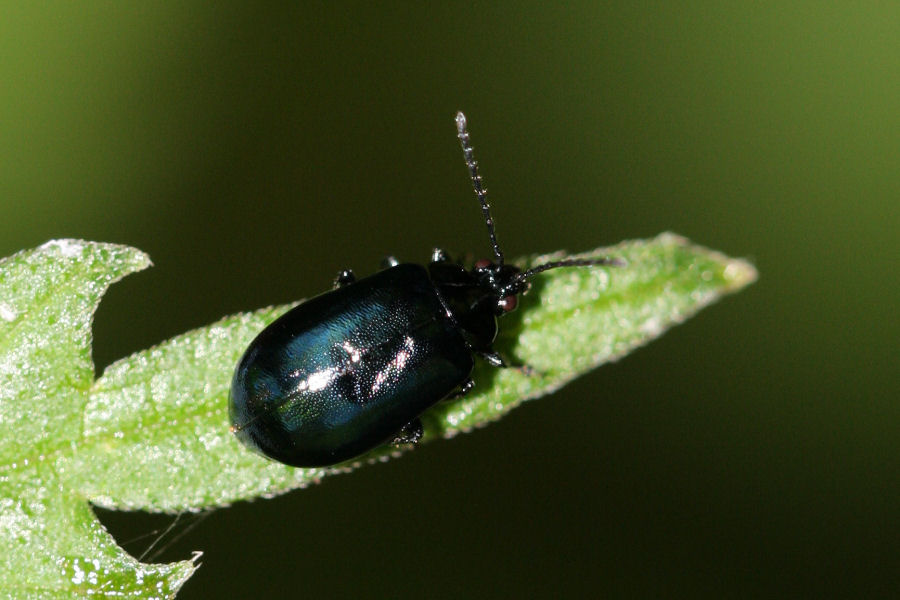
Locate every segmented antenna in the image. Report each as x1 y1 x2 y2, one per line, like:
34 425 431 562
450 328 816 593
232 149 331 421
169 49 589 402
500 255 625 299
456 111 504 266
518 256 626 281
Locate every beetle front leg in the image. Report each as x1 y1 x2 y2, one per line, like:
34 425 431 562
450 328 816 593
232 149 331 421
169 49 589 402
478 351 535 376
478 350 505 368
430 247 451 263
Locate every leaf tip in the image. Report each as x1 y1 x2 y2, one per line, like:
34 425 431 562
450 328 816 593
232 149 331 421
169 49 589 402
722 256 758 291
655 232 757 293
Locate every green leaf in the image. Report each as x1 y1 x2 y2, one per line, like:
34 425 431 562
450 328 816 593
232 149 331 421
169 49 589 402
0 241 195 599
0 234 755 598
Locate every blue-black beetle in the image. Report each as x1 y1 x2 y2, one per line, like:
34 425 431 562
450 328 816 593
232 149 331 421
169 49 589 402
229 112 620 467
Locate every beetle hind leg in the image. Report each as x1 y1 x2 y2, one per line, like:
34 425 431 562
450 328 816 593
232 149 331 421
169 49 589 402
391 419 423 446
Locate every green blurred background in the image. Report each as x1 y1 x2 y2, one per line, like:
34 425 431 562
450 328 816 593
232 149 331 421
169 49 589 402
2 3 898 598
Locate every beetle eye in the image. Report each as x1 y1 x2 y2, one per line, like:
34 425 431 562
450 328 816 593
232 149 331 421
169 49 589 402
498 294 518 312
474 259 492 270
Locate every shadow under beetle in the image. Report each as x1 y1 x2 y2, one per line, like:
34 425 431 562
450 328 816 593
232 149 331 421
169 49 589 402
229 112 621 467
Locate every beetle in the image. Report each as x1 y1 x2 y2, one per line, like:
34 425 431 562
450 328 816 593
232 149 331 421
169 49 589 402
229 112 621 467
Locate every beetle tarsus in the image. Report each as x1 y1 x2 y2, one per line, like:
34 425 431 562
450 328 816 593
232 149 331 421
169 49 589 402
478 351 535 376
431 248 451 263
478 350 506 368
334 269 357 288
380 256 400 269
444 378 474 401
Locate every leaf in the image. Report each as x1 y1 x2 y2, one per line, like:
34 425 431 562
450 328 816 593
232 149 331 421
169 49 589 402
0 234 756 598
0 241 196 599
65 232 755 511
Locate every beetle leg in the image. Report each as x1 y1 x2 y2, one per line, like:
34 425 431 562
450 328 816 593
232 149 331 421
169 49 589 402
333 269 356 288
478 350 506 368
431 247 451 263
391 419 423 446
478 351 535 376
443 378 474 401
380 255 400 269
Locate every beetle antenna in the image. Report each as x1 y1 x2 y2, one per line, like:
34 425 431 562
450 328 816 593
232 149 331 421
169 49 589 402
456 111 504 266
502 255 626 297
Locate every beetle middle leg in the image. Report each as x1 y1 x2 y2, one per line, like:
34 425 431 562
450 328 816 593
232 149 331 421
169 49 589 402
380 256 400 269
